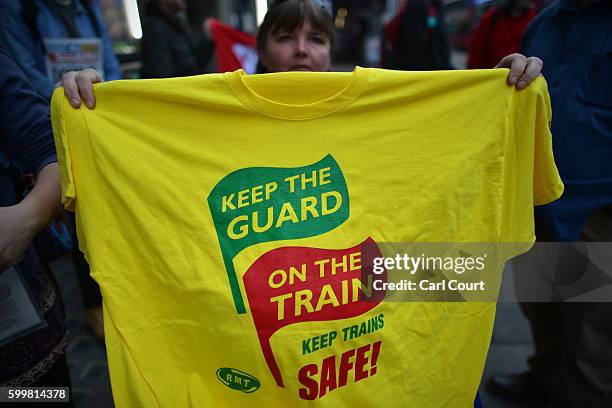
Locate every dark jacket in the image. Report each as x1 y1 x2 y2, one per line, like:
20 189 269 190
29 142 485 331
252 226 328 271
521 0 612 241
0 0 121 100
384 0 452 70
0 41 55 279
0 41 67 386
140 5 213 78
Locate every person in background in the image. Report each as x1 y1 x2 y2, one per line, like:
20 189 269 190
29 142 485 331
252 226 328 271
382 0 452 70
468 0 537 69
0 0 115 341
140 0 214 78
0 0 120 101
487 1 612 406
0 41 71 405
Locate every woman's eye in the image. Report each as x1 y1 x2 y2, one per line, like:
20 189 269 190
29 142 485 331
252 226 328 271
277 35 292 43
310 36 326 45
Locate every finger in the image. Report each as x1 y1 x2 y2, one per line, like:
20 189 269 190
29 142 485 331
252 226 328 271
61 71 83 108
507 55 527 86
495 53 522 69
76 69 102 109
496 53 527 86
516 57 543 90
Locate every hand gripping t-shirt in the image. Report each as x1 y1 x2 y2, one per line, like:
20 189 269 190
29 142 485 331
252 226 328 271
51 68 563 407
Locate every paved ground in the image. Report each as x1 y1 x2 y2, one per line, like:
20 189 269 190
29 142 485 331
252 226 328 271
52 257 113 408
52 256 545 408
478 268 544 408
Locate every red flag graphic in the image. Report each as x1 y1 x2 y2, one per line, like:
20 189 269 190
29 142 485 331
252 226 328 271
243 238 386 387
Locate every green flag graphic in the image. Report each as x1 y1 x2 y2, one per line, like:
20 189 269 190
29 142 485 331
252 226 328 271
208 155 349 313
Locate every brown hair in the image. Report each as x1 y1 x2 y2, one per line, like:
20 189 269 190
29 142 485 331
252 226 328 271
256 0 335 72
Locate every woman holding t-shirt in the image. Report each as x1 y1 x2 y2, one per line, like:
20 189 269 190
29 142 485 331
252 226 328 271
57 1 542 407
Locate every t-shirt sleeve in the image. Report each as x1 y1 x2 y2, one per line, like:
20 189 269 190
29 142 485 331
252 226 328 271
532 85 564 206
51 86 105 269
51 88 83 211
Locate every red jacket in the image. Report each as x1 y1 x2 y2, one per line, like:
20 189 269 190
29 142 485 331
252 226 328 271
467 6 537 69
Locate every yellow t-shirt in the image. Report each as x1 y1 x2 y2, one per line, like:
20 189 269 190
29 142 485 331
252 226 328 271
51 68 563 407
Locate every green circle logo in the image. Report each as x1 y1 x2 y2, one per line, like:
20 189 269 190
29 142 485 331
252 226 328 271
216 368 261 393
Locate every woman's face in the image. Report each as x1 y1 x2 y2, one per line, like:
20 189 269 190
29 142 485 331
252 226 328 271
259 19 331 73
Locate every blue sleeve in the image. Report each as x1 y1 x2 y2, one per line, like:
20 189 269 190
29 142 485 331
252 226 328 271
0 43 56 173
520 5 552 57
0 1 55 100
91 4 121 81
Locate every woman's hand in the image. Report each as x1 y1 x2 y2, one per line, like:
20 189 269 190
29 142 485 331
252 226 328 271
495 53 543 90
56 69 103 109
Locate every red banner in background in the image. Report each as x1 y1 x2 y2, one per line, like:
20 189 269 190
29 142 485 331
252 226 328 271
209 18 258 74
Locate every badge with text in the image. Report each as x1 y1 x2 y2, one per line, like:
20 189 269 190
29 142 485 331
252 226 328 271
44 38 103 85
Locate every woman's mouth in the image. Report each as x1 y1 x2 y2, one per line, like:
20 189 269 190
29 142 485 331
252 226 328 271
290 65 313 71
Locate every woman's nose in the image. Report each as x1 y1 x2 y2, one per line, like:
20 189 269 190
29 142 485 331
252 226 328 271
294 38 308 56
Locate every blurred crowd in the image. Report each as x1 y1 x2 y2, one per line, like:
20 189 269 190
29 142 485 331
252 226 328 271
0 0 610 407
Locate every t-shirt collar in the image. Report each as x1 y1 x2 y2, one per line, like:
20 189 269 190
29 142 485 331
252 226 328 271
225 67 369 121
